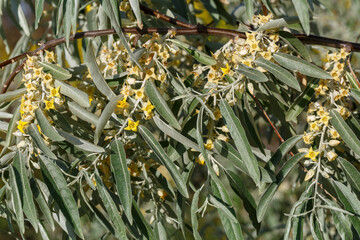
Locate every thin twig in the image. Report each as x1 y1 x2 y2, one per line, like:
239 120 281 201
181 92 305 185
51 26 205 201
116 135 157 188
347 57 360 88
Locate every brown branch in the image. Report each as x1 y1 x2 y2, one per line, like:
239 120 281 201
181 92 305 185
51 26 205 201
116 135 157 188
1 61 25 94
247 91 338 203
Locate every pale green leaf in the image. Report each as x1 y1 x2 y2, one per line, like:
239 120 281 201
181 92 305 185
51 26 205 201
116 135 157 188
279 31 311 61
28 124 57 159
236 64 268 82
0 88 26 105
145 80 181 130
257 16 300 32
39 155 84 239
39 62 72 80
110 139 132 223
139 125 189 198
330 110 360 156
129 0 142 28
273 53 331 79
286 78 318 122
67 101 99 125
17 4 30 36
245 0 253 21
86 41 116 100
168 39 217 66
94 95 123 144
94 170 127 239
55 80 90 108
35 109 65 142
219 100 260 185
257 152 305 222
338 157 360 193
346 72 360 90
208 195 237 222
291 0 310 35
55 128 105 153
324 199 353 240
9 165 25 234
190 187 202 240
254 57 301 91
35 0 44 29
12 151 38 232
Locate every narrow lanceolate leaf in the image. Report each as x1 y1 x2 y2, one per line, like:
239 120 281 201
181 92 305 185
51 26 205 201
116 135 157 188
35 0 44 29
168 39 217 66
17 4 30 36
145 80 181 130
208 195 237 222
257 152 305 222
28 124 57 159
351 88 360 104
257 16 300 32
139 126 189 198
9 165 25 234
324 199 353 240
191 187 202 240
39 155 84 239
55 128 105 153
286 78 318 122
55 80 90 108
338 157 360 193
35 109 65 142
211 180 244 240
219 100 260 186
94 95 123 144
265 135 302 173
236 64 268 82
273 53 331 79
279 31 311 61
254 57 301 91
39 62 72 80
67 101 99 125
132 200 156 240
214 140 248 175
291 0 310 35
226 170 259 231
347 72 360 90
0 88 26 104
12 151 38 232
153 116 198 151
5 105 21 148
100 0 141 69
333 180 360 235
330 110 360 156
94 170 127 240
129 0 142 28
245 0 253 21
86 41 116 100
110 139 132 223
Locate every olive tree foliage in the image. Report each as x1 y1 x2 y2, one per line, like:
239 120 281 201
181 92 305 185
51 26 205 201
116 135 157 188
0 0 360 239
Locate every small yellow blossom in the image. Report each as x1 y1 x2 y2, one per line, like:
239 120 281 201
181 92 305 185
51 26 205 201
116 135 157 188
305 147 320 162
44 99 55 111
310 121 320 132
221 63 231 77
144 68 156 81
329 129 340 139
49 86 61 98
134 88 145 100
245 32 257 44
204 139 214 150
124 119 139 132
304 169 315 181
195 154 205 165
117 98 130 109
121 85 134 97
24 82 36 91
319 115 331 126
141 101 155 114
17 120 28 133
303 132 314 145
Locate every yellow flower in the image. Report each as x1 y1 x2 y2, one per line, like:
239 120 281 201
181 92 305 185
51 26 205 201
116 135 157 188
33 67 43 78
319 115 331 126
49 86 61 98
37 124 42 134
303 132 314 145
305 147 320 162
117 98 129 109
249 40 261 52
195 153 205 165
204 139 214 150
120 85 134 97
329 129 340 139
43 73 53 83
24 82 36 91
310 121 320 132
141 101 155 114
17 120 28 133
134 88 145 100
221 63 231 77
124 119 139 132
44 99 55 111
144 67 156 81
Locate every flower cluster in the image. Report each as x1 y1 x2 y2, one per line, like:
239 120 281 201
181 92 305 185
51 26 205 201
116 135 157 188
302 48 350 178
17 51 62 135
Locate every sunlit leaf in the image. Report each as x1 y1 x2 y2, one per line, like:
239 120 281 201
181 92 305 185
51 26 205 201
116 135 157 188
39 62 72 80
